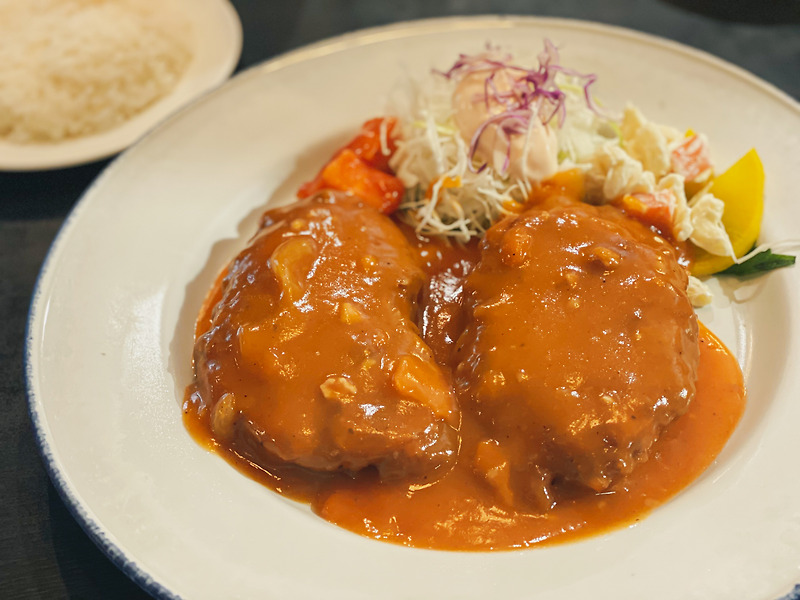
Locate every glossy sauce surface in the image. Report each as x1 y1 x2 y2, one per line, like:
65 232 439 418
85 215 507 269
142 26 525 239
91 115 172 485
453 197 700 510
184 191 745 551
315 322 743 549
190 193 459 480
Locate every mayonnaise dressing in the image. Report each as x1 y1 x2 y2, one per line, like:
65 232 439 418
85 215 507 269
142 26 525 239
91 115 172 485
452 70 559 183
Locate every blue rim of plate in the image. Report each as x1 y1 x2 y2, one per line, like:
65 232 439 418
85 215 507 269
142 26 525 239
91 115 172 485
23 148 182 599
23 14 800 600
778 586 800 600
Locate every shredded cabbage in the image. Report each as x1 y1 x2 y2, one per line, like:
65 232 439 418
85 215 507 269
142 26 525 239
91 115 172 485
386 43 791 308
391 44 606 241
390 43 737 274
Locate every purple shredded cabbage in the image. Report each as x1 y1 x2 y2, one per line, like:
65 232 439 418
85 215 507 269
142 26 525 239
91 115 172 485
437 40 598 174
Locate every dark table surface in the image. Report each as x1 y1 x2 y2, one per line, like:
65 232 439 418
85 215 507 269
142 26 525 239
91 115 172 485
2 1 798 598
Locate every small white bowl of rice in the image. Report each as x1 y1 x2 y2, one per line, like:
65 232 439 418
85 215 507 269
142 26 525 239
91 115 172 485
0 0 242 171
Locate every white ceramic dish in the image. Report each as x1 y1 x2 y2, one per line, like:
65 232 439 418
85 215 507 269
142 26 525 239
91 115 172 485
0 0 242 171
26 16 800 600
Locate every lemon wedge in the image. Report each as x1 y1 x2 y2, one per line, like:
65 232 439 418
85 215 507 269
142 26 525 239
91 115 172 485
690 149 764 276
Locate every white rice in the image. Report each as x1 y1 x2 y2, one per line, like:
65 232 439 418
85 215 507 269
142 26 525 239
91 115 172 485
0 0 193 143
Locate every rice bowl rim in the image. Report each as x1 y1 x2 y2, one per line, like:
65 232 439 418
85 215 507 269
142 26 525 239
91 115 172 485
0 0 242 172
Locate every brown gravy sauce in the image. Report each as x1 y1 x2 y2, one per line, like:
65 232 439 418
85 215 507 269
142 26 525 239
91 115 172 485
183 214 745 551
315 322 744 549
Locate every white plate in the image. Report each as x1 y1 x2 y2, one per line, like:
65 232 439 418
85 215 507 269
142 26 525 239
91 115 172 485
26 16 800 600
0 0 242 171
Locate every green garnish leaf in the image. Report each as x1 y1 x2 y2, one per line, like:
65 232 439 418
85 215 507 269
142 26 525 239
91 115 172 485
721 249 796 276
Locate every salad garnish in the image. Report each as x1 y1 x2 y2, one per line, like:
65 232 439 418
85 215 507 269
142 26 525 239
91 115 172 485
298 42 794 306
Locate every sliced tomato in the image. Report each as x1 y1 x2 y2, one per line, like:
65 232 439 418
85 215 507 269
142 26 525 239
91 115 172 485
345 117 398 172
318 149 405 213
297 117 402 211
